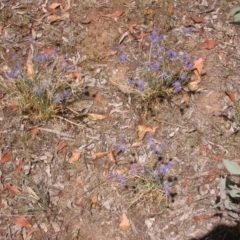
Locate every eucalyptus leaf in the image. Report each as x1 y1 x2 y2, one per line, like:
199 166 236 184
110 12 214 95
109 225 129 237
228 7 240 18
223 159 240 174
228 188 240 198
229 21 240 25
228 212 239 219
234 12 240 22
224 199 231 209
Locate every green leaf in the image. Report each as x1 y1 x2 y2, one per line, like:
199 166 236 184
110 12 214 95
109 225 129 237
228 212 239 219
228 188 240 198
229 21 240 25
234 12 240 21
228 7 240 18
223 159 240 174
219 177 227 199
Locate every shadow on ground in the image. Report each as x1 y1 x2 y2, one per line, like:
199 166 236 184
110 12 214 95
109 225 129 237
191 222 240 240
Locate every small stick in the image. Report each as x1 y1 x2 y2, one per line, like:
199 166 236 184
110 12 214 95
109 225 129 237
37 127 74 138
53 115 85 128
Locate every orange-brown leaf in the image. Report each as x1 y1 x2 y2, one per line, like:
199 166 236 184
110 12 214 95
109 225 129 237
190 15 206 23
71 71 81 80
15 216 32 228
15 157 24 175
204 39 217 50
48 3 61 10
192 57 204 78
131 142 141 148
137 125 153 140
144 9 154 15
26 48 34 80
100 11 123 18
7 102 18 108
91 151 108 160
88 113 106 121
42 48 56 55
108 149 116 162
119 213 131 231
225 91 236 104
55 141 68 154
69 151 81 163
1 151 12 163
30 127 41 135
4 183 21 194
193 214 211 221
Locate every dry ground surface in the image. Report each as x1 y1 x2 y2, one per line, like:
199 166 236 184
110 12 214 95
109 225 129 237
1 0 240 239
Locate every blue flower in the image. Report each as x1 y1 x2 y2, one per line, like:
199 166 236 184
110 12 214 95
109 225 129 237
180 73 187 81
109 171 115 179
163 182 172 196
136 80 146 92
149 27 164 45
151 62 161 70
33 86 44 96
173 81 181 93
35 53 53 63
7 65 23 79
128 78 135 87
159 163 172 176
167 50 178 60
117 174 126 185
185 61 194 70
119 53 128 63
183 27 193 34
182 53 190 63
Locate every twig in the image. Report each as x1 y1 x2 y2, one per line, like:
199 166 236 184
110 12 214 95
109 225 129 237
53 115 85 128
37 127 75 139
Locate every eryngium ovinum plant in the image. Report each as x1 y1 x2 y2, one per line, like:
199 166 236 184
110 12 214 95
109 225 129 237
216 159 240 220
1 50 75 120
116 26 194 103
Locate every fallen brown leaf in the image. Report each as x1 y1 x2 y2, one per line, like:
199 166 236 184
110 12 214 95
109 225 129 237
137 125 153 140
15 157 24 174
192 57 204 78
48 3 61 10
15 216 32 228
225 91 236 104
30 127 41 135
190 15 206 23
119 213 131 231
108 149 116 162
132 142 141 148
204 39 217 50
100 11 123 18
4 183 21 194
91 151 108 160
42 47 56 55
71 71 81 81
26 48 34 80
7 102 18 108
55 141 68 154
91 194 98 209
69 151 81 163
88 113 106 121
144 9 154 15
1 151 12 163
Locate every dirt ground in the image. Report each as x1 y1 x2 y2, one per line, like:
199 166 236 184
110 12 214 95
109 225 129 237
1 0 240 239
